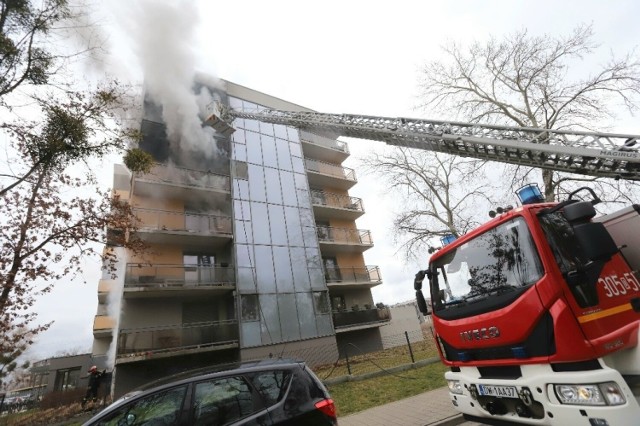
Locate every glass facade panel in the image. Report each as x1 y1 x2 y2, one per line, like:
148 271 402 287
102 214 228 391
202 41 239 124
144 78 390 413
264 168 283 205
248 165 266 202
276 138 293 171
302 226 317 248
284 207 304 246
260 294 281 344
289 142 302 158
273 246 294 292
245 131 262 164
251 202 270 244
259 121 274 136
232 128 245 144
316 315 334 336
245 118 260 133
234 179 249 200
268 204 287 245
287 127 300 143
291 156 305 174
280 171 297 207
233 142 247 162
296 292 317 339
274 124 288 139
254 245 276 293
279 293 301 341
261 135 278 168
290 247 311 291
241 322 261 347
294 173 308 190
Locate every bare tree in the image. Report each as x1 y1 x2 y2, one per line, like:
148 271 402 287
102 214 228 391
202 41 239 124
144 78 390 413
419 24 640 201
361 148 497 260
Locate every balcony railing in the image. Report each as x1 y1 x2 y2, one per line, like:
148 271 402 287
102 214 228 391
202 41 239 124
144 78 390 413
310 190 363 212
304 158 356 181
324 266 381 284
317 226 373 245
117 320 238 356
134 208 233 235
332 307 391 329
300 130 349 153
135 163 230 192
125 264 235 288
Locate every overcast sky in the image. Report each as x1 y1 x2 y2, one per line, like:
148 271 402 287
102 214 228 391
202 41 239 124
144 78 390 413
26 0 640 359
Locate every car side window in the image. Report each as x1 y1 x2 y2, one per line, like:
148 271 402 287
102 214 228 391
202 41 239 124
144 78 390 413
192 376 258 426
95 385 187 426
249 370 290 406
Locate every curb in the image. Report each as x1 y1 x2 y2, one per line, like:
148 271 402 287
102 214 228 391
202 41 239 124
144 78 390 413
426 413 465 426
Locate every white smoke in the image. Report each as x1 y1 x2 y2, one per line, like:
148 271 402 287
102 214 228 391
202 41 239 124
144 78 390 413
105 247 127 370
119 0 223 157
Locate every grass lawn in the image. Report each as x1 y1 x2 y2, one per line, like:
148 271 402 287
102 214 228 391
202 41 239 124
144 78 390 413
326 362 449 417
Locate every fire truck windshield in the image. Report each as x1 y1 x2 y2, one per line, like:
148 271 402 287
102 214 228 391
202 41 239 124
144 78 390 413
430 217 543 313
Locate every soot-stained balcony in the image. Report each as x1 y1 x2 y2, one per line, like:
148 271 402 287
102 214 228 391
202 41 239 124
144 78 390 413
133 208 232 250
132 163 231 203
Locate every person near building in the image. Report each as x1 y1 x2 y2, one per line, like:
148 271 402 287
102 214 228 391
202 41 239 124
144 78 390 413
82 366 105 408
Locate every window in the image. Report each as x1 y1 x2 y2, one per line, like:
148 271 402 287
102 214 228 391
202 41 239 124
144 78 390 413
313 291 331 314
249 370 291 406
96 385 187 426
54 367 81 391
193 376 260 426
241 295 259 321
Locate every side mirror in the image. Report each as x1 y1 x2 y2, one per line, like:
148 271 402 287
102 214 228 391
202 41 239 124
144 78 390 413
416 290 430 315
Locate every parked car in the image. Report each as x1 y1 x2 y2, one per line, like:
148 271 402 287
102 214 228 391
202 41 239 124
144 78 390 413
82 358 338 425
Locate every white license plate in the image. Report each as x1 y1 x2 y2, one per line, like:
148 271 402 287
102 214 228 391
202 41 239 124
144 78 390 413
477 385 518 398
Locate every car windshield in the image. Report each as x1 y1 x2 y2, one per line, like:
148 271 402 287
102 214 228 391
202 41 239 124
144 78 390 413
431 217 543 310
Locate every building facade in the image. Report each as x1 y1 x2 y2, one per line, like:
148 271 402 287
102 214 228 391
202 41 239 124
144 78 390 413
92 80 389 396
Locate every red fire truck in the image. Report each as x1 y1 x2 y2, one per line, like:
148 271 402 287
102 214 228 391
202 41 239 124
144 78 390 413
414 185 640 425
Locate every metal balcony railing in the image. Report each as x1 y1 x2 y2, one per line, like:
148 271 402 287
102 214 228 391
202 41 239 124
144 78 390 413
316 226 373 245
300 130 349 153
304 158 356 181
324 266 381 284
332 307 391 329
125 264 235 288
133 208 233 235
310 190 363 211
117 320 239 356
135 163 231 192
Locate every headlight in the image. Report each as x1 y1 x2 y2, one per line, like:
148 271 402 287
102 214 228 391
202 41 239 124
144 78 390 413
554 382 625 406
447 380 463 395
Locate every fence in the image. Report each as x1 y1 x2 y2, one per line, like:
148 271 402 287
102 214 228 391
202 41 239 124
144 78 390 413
256 327 439 382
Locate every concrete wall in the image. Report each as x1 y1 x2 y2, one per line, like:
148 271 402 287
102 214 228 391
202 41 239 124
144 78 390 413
379 304 424 349
240 334 339 369
335 327 383 358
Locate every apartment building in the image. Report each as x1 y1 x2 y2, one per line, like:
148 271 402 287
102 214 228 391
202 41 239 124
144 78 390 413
92 80 389 396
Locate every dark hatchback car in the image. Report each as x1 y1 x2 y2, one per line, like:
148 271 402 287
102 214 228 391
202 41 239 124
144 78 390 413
82 359 337 426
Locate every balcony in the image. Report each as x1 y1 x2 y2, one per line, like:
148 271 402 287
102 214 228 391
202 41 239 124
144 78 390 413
124 264 235 298
133 208 233 250
305 158 357 190
325 266 382 289
98 279 115 304
132 163 231 202
310 190 364 221
116 320 239 364
317 226 373 254
93 315 116 338
332 307 391 332
299 130 349 163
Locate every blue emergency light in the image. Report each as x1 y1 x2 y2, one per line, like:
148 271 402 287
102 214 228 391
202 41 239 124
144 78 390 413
440 234 457 246
516 183 545 205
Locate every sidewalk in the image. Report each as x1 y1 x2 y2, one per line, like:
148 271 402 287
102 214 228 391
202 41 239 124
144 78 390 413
338 386 464 426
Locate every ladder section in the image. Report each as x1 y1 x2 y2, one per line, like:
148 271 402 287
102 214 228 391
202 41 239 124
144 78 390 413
224 109 640 180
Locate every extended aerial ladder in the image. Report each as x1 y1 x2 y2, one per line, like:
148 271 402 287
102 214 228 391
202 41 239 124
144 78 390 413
210 107 640 180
